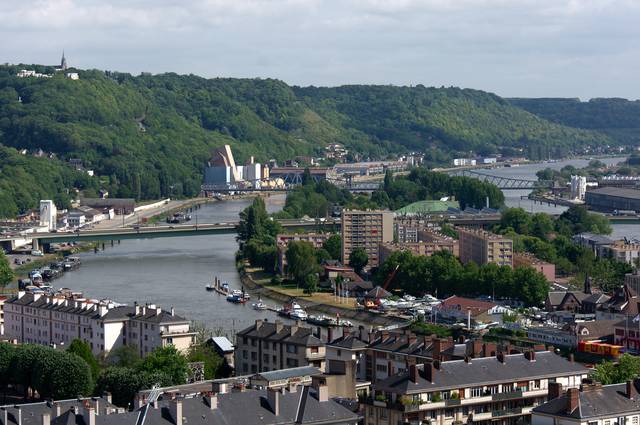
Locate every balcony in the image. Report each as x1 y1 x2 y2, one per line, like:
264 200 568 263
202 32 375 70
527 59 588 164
492 390 523 401
445 399 461 407
492 407 523 418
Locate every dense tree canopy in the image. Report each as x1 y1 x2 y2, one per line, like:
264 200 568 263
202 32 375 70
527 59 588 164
0 65 617 214
0 251 14 287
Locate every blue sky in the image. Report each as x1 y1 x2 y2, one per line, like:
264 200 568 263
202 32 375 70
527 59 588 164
2 0 639 99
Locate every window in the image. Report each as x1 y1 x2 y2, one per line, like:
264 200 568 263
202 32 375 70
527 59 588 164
471 387 484 397
251 338 257 347
337 349 342 356
251 352 257 361
263 354 269 363
243 336 248 345
533 380 541 389
286 344 297 354
311 346 319 354
243 350 248 359
445 409 454 418
376 364 387 373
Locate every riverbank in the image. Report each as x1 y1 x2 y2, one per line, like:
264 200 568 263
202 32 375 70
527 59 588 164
238 263 405 328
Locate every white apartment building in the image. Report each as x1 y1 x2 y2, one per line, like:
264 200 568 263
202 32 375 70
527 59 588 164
571 175 587 201
4 292 195 356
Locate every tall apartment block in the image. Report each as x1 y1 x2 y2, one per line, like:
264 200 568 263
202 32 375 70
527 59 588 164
341 210 394 268
458 227 513 267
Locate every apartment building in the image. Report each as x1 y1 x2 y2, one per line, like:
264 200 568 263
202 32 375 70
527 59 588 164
513 253 555 282
3 292 194 356
458 227 513 267
235 319 326 374
276 233 330 274
0 295 6 336
532 380 640 425
378 240 458 265
364 351 588 425
395 223 419 243
341 210 393 268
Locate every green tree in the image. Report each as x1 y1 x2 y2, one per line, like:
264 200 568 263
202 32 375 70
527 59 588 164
186 345 223 380
96 367 147 408
32 350 93 399
349 247 369 275
285 240 319 284
304 273 319 295
500 208 532 235
556 205 611 236
68 339 100 381
593 354 640 385
139 346 188 386
104 345 142 369
514 266 550 307
0 343 16 392
322 234 342 260
530 213 554 240
9 344 49 398
0 251 14 287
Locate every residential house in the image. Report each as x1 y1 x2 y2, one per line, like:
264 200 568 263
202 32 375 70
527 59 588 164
436 296 513 327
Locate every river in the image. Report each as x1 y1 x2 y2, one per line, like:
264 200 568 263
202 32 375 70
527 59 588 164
55 195 290 339
55 157 637 337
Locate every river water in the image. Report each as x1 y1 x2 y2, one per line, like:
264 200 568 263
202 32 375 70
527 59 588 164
55 157 637 336
55 195 290 339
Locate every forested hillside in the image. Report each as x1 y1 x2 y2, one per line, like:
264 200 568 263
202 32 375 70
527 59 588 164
0 65 614 215
508 98 640 145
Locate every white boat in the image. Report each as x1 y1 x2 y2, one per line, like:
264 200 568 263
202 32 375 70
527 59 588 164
252 299 267 310
290 308 308 321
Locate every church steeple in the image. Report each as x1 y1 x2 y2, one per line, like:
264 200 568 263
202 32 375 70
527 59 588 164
60 50 68 71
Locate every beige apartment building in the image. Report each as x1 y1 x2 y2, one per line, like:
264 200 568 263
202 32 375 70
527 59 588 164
235 319 326 374
458 227 513 267
4 292 194 356
341 210 394 268
364 351 588 425
602 241 640 265
379 240 458 265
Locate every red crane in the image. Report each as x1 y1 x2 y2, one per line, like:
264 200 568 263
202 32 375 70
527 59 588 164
382 264 400 291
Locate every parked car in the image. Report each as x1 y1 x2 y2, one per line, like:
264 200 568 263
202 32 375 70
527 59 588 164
31 249 44 257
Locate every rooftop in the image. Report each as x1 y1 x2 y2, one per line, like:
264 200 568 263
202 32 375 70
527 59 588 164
587 186 640 200
237 320 324 347
375 351 588 394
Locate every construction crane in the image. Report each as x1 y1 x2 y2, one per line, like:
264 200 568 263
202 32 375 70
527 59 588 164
382 264 400 291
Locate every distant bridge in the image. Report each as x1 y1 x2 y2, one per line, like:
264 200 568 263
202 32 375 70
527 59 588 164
202 180 381 193
445 169 553 190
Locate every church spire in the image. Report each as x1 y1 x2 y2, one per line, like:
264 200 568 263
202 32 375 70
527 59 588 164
60 50 68 70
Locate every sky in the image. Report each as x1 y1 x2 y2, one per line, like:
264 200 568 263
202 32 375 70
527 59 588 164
1 0 639 99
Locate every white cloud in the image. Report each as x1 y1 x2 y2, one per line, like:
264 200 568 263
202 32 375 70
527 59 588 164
0 0 638 98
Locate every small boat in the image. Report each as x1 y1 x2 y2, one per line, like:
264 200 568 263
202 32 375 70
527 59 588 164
252 300 267 310
226 294 246 304
221 282 230 292
289 307 308 321
307 315 334 326
205 284 215 291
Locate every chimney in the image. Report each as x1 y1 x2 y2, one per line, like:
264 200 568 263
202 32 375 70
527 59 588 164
568 353 575 362
472 340 483 357
16 406 22 425
55 403 61 417
548 382 563 400
256 319 263 329
275 320 284 333
458 335 465 344
316 383 328 402
627 380 638 399
82 407 95 425
212 382 228 394
409 364 419 383
104 392 112 404
327 327 333 343
93 398 100 415
433 339 443 360
424 363 435 382
205 393 217 410
267 388 280 416
566 388 580 414
142 305 147 315
289 382 298 393
524 351 536 362
497 353 505 364
433 360 441 370
2 409 7 425
170 399 183 425
464 356 472 364
359 325 365 342
156 307 161 315
170 306 175 316
291 321 300 335
42 413 51 425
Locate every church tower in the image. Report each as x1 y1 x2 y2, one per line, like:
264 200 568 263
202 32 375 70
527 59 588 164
60 50 68 70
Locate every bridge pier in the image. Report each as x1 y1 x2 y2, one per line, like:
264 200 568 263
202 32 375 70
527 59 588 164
111 240 114 246
102 243 105 250
94 245 99 253
32 238 39 251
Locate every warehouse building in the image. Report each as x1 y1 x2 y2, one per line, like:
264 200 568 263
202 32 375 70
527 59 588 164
585 187 640 213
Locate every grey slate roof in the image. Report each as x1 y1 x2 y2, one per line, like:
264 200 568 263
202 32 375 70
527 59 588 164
375 351 588 394
0 389 359 425
533 383 640 419
237 321 325 347
253 366 321 382
0 397 118 425
328 335 368 350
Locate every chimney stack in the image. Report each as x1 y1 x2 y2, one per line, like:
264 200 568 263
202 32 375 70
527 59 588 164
424 363 435 382
464 356 472 364
327 327 333 343
212 382 228 394
82 407 95 425
41 413 51 425
548 382 563 400
256 319 263 329
433 360 441 370
568 353 575 362
170 399 183 425
171 306 175 316
627 380 638 399
524 351 536 361
267 388 280 416
409 364 419 383
316 383 328 402
496 353 505 364
103 392 112 404
275 320 284 333
16 406 22 425
205 393 217 410
566 388 580 414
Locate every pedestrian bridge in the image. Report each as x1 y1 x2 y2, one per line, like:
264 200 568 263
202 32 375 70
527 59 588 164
445 169 553 190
